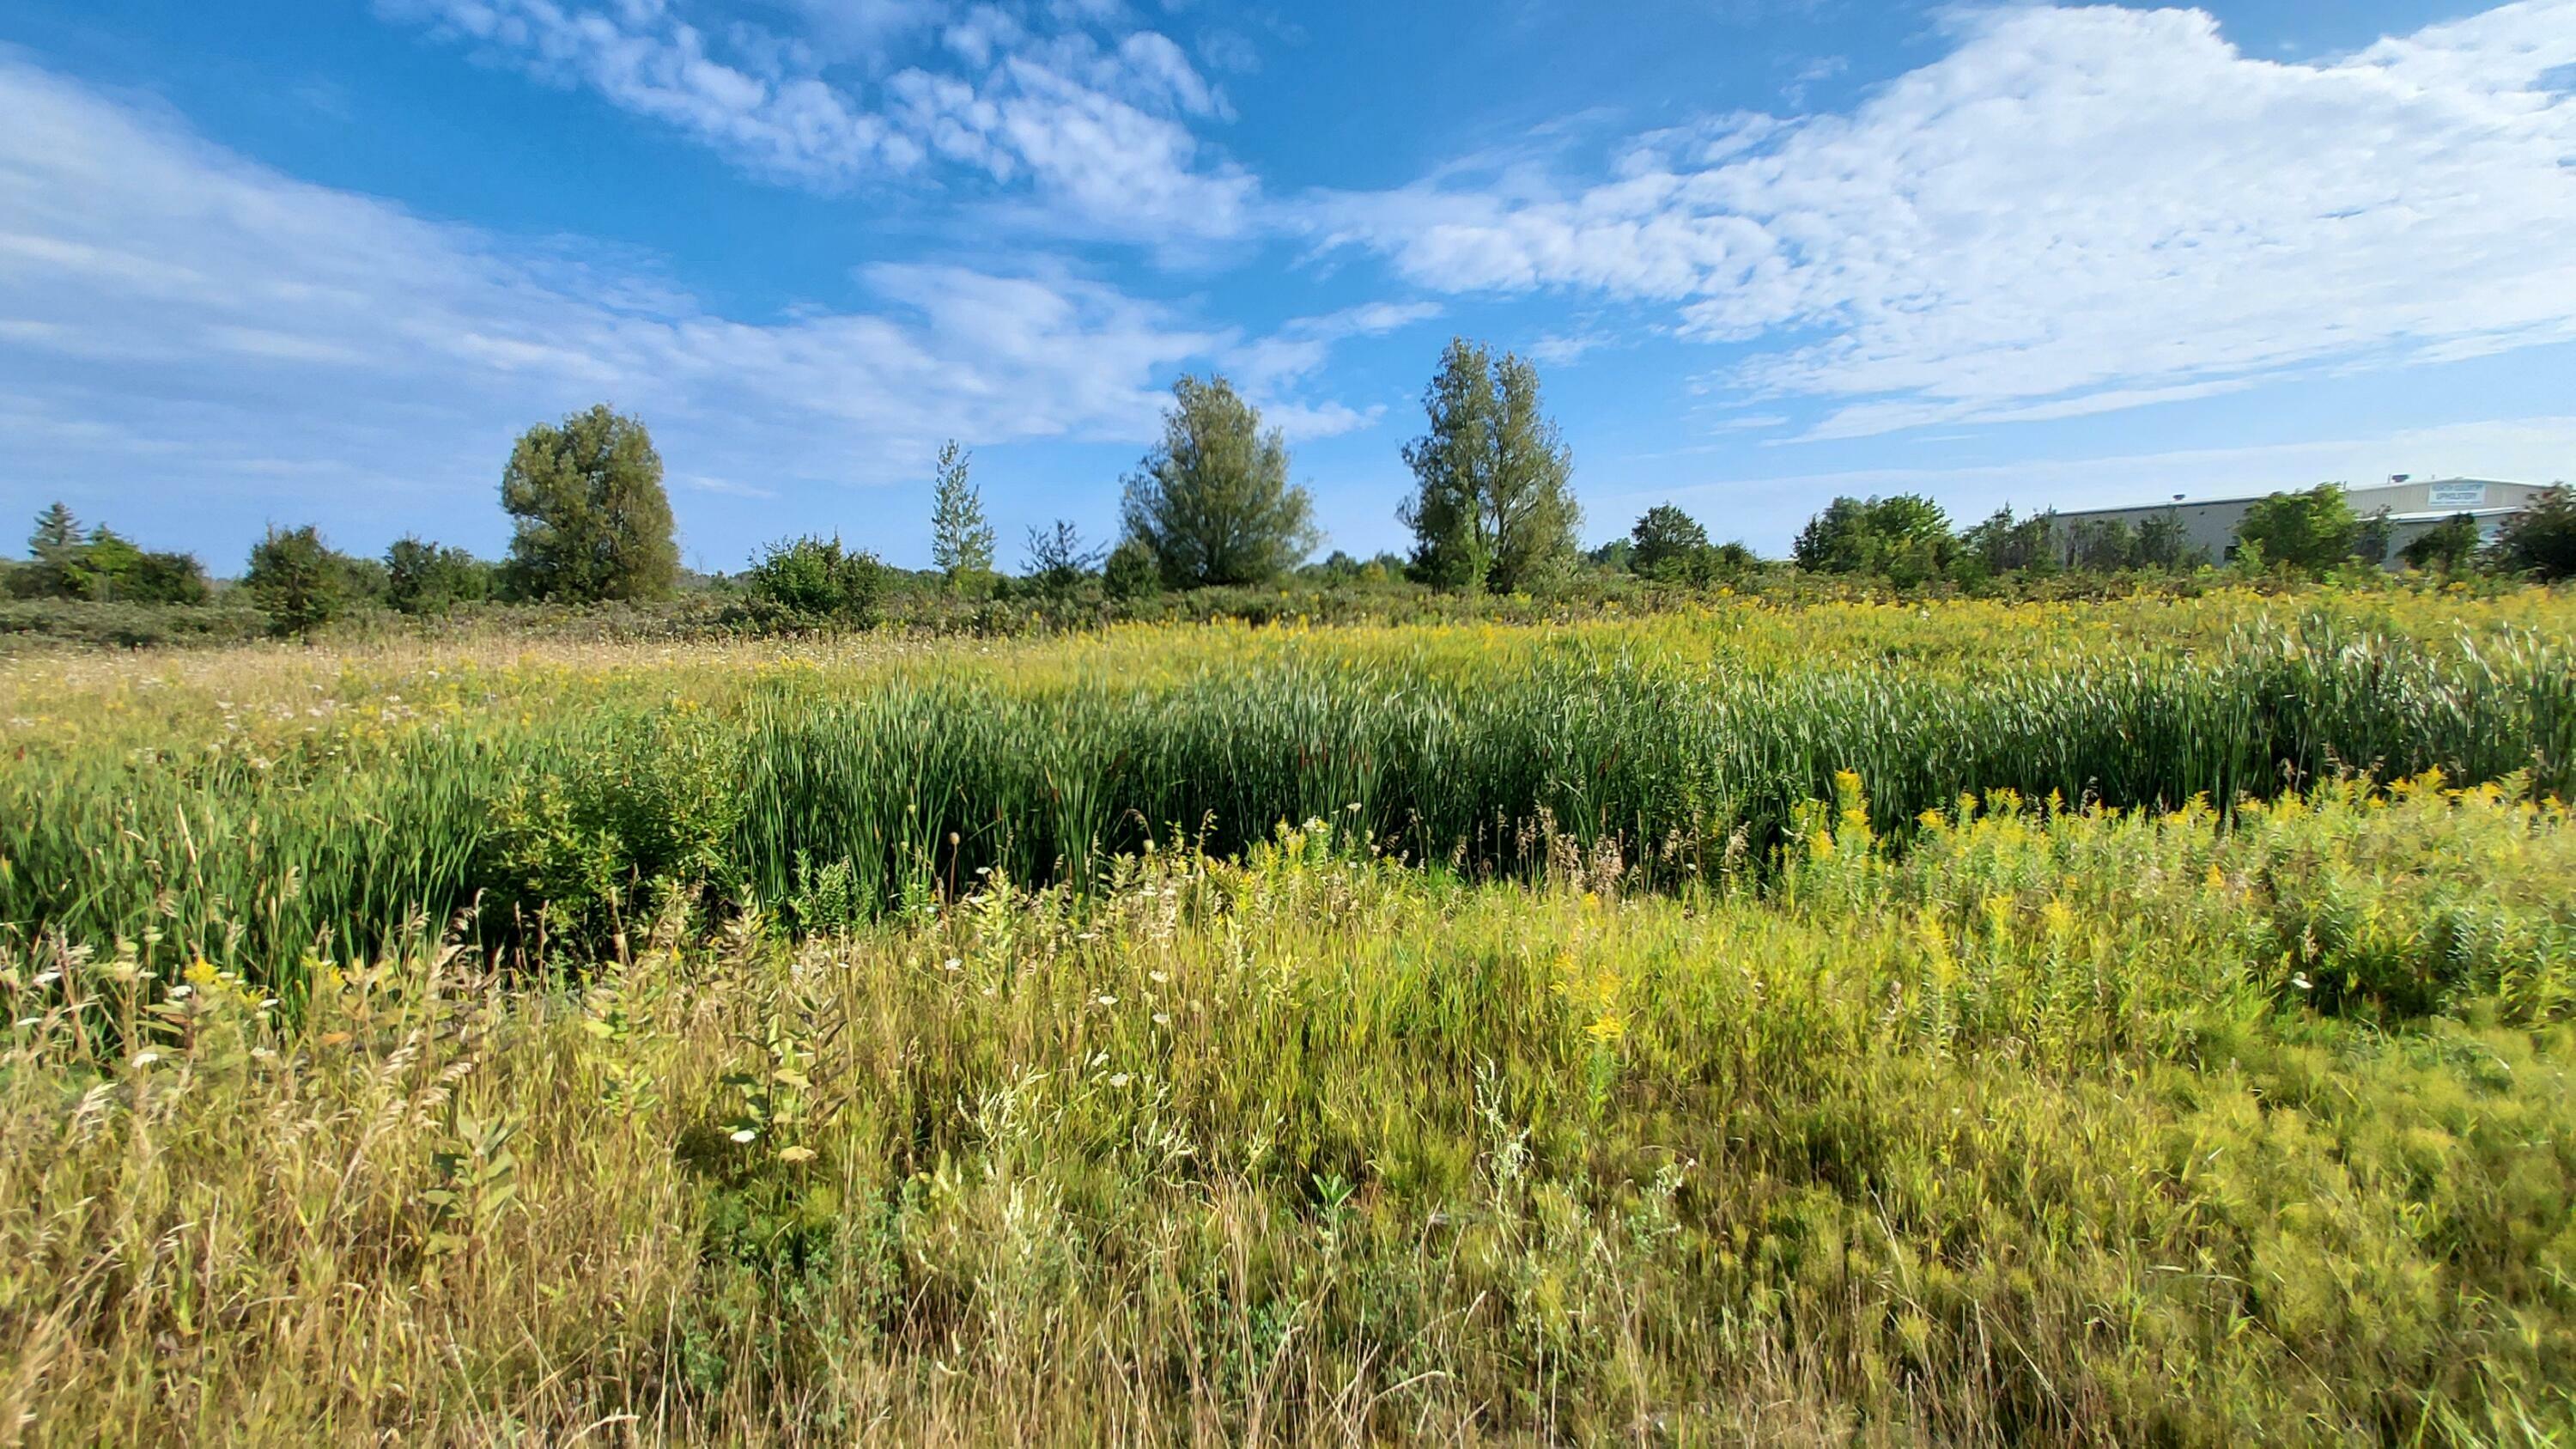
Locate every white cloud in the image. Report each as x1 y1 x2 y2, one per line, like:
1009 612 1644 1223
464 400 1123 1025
0 57 1266 559
1217 301 1438 439
379 0 1255 240
1526 331 1613 366
1312 2 2576 438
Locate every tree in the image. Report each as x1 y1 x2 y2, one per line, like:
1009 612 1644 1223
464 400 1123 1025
13 507 208 604
126 550 212 606
2136 508 2201 570
1121 374 1318 588
2353 508 2396 569
1628 504 1711 583
1021 520 1103 602
1959 507 2061 578
1102 537 1162 600
386 537 491 614
244 526 349 638
1399 339 1580 594
499 405 679 603
740 535 883 627
2488 484 2576 580
928 440 996 594
1587 538 1636 575
2233 484 2359 574
2399 514 2482 575
29 502 78 557
1792 495 1953 584
2066 516 2141 573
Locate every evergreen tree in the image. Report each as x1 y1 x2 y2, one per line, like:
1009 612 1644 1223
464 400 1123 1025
1120 375 1318 588
1102 538 1162 600
498 405 679 603
1399 339 1580 594
1021 520 1102 603
29 502 78 557
927 440 996 593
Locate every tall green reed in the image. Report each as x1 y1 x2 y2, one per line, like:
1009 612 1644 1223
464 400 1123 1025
3 617 2567 990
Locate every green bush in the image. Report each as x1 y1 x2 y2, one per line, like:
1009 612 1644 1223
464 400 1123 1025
486 708 747 954
385 536 493 614
243 525 352 638
2490 484 2576 580
738 535 883 629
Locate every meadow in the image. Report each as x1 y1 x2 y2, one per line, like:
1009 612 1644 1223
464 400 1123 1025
3 588 2575 1443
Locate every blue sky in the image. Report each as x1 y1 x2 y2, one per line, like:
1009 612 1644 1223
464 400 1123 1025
3 0 2573 573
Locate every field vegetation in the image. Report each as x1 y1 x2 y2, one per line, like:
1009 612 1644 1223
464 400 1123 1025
3 589 2574 1442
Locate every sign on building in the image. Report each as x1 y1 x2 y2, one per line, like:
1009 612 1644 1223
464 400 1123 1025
2427 484 2487 508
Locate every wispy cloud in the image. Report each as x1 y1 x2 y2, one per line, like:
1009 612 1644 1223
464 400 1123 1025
1307 2 2576 438
0 56 1322 558
377 0 1259 241
1219 301 1440 439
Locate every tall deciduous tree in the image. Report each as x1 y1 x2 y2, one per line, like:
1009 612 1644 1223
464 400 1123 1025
2233 484 2360 575
1400 339 1581 594
927 440 995 593
1628 504 1711 582
499 405 679 603
1791 495 1954 584
1120 375 1317 588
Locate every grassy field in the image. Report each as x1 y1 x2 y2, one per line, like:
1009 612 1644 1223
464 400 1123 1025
3 589 2575 1442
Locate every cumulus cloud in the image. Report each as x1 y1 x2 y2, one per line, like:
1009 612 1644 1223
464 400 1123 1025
1310 2 2576 437
379 0 1255 240
0 57 1328 559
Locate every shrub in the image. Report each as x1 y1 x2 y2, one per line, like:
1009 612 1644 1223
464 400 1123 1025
486 709 747 954
243 525 350 638
1102 539 1163 600
385 537 492 614
2489 484 2576 580
739 535 883 628
2400 514 2482 575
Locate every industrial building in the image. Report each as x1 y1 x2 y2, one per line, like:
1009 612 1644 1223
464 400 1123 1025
2047 477 2555 568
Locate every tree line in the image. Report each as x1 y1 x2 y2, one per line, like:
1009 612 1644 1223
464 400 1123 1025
15 341 2576 637
1774 481 2574 588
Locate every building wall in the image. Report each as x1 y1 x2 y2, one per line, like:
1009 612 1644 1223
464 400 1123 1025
2050 478 2554 568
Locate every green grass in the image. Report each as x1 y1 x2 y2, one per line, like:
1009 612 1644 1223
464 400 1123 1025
3 604 2571 993
2 589 2574 1442
3 776 2572 1442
